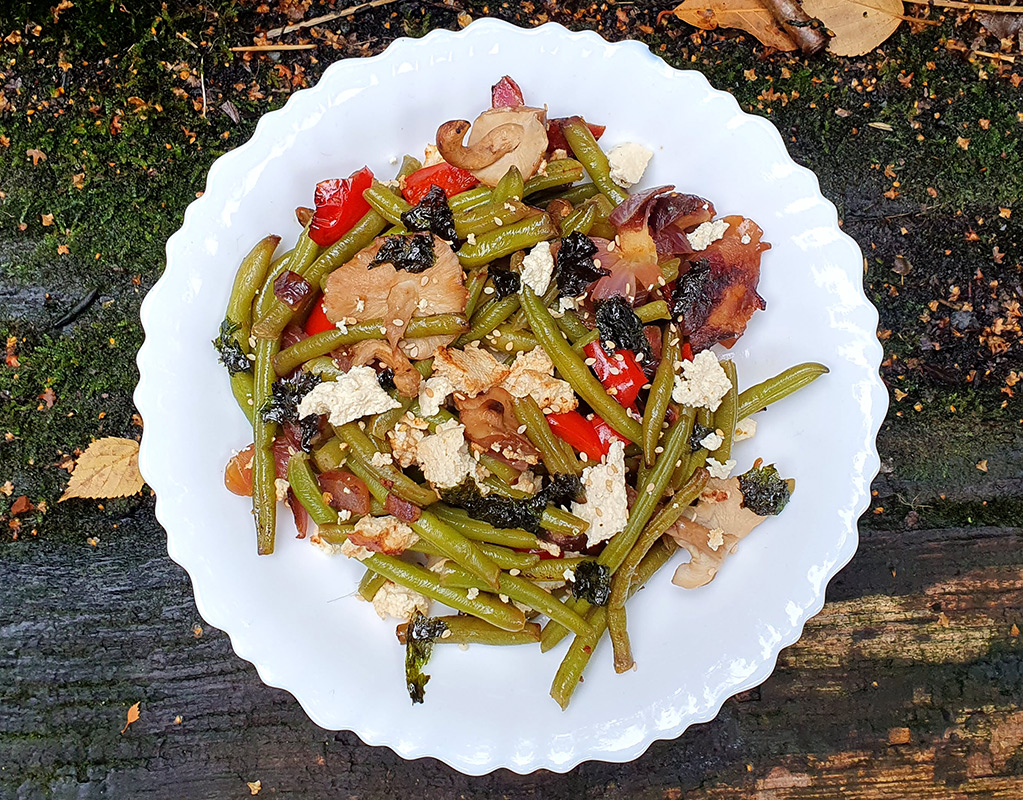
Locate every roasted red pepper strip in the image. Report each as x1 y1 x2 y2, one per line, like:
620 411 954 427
582 341 646 408
681 342 694 362
547 117 606 157
591 414 630 452
491 75 525 108
547 410 606 460
402 163 479 206
309 166 374 247
303 296 333 337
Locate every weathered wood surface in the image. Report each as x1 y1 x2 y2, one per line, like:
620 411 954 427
2 0 1022 797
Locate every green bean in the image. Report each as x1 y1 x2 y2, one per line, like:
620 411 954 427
737 362 830 421
227 235 279 345
397 154 422 180
413 358 434 379
397 615 542 646
524 556 588 580
430 504 541 550
439 565 594 638
463 267 489 319
491 165 524 204
550 539 676 709
570 329 600 353
367 396 413 441
343 453 393 504
520 286 643 443
608 468 708 673
635 300 669 323
361 552 526 631
715 360 739 463
541 506 589 538
383 224 409 236
456 215 558 268
584 193 617 239
672 446 706 492
335 422 438 508
250 231 322 339
560 119 627 207
550 182 599 206
312 437 347 472
478 476 532 500
301 356 346 381
287 452 338 526
412 511 502 589
414 539 539 572
363 181 412 226
523 158 585 196
559 202 596 237
448 185 492 212
230 371 255 424
512 395 578 476
487 325 538 354
554 308 591 344
252 338 279 555
643 332 679 465
507 280 557 329
458 295 519 345
454 199 538 239
273 314 467 376
659 257 681 284
358 568 387 602
315 522 358 543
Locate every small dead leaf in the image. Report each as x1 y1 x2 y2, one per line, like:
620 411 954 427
976 460 988 472
219 100 241 124
888 727 911 745
977 12 1023 42
0 481 12 496
868 122 893 132
247 781 262 795
956 136 970 150
835 108 852 118
672 0 797 52
39 387 56 409
121 702 141 734
26 148 47 165
0 134 10 148
803 0 903 58
41 213 54 227
11 496 33 515
892 254 913 276
1000 208 1012 219
457 12 472 28
72 172 85 189
1012 624 1020 638
59 437 144 501
5 335 19 368
937 612 950 628
57 244 70 255
894 389 908 402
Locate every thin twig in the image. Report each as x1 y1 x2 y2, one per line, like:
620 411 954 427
973 49 1018 61
200 59 208 119
904 0 1023 13
230 44 318 52
265 0 403 39
176 31 199 49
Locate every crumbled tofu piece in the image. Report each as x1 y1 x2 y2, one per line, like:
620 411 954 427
370 450 393 469
512 469 540 495
335 319 348 335
349 514 418 554
387 414 430 468
372 580 430 621
519 240 554 296
535 539 561 557
466 233 477 246
418 374 455 417
563 568 576 583
558 295 582 313
734 418 757 442
339 539 374 561
707 527 725 551
298 365 400 426
466 587 479 600
433 341 510 397
423 142 444 167
416 419 481 489
687 219 730 251
699 430 724 452
501 347 578 414
274 478 290 503
311 536 345 557
607 142 653 189
571 440 629 547
671 351 732 412
550 148 569 160
705 457 737 480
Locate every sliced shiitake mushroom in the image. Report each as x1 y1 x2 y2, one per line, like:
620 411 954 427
436 107 549 188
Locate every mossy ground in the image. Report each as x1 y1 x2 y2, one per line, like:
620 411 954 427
0 1 1020 545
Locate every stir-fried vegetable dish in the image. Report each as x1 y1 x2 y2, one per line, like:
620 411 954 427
215 76 828 708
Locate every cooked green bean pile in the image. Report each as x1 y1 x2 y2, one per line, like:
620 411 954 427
214 76 828 707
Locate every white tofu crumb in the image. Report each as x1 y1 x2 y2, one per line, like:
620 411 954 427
557 294 582 313
370 450 393 468
350 514 418 555
298 366 400 427
423 143 444 167
339 538 374 561
498 593 510 603
418 374 455 417
372 580 430 621
416 419 481 489
734 418 758 442
687 219 730 251
607 142 653 189
535 540 561 557
466 233 477 246
387 414 429 468
501 346 577 414
519 240 554 296
563 568 576 583
699 430 724 452
466 587 480 600
571 440 629 547
335 319 348 335
707 527 725 551
512 469 541 495
311 536 346 557
705 457 737 480
550 148 569 160
274 478 290 503
671 351 732 412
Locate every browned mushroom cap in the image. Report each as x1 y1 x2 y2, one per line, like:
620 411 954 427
436 107 549 187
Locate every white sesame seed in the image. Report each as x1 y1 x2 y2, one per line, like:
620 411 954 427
483 286 495 294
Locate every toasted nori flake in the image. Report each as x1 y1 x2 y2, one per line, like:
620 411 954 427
400 184 457 242
372 233 435 273
299 415 319 453
405 610 448 704
489 266 521 299
261 371 320 425
689 422 714 453
376 367 396 392
595 295 652 362
670 258 712 332
441 473 583 535
737 463 792 517
554 232 608 297
571 560 611 606
212 319 252 376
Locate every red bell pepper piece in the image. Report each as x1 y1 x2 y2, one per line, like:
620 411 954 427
582 341 646 408
547 117 606 157
308 166 374 247
591 414 630 452
491 75 525 108
547 410 606 460
304 296 333 337
402 162 480 206
681 342 694 362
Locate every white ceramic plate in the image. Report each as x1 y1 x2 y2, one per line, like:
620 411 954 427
135 19 886 775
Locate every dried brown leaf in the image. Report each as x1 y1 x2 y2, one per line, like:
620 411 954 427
26 148 47 165
672 0 798 51
892 254 913 276
802 0 903 57
59 437 144 501
121 702 140 734
977 12 1023 43
11 496 33 515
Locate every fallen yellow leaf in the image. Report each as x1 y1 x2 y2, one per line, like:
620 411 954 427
247 780 262 795
803 0 903 58
121 702 141 734
672 0 797 52
957 136 970 150
41 213 54 227
59 437 144 501
976 460 988 472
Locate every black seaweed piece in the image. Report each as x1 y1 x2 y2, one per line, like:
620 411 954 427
554 232 608 298
371 233 435 273
489 266 521 299
689 422 714 453
571 560 611 606
400 184 458 242
299 415 319 453
441 473 581 535
670 259 712 332
261 371 320 426
594 295 653 362
405 610 449 704
377 368 396 392
212 319 252 376
538 472 583 509
737 463 792 517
